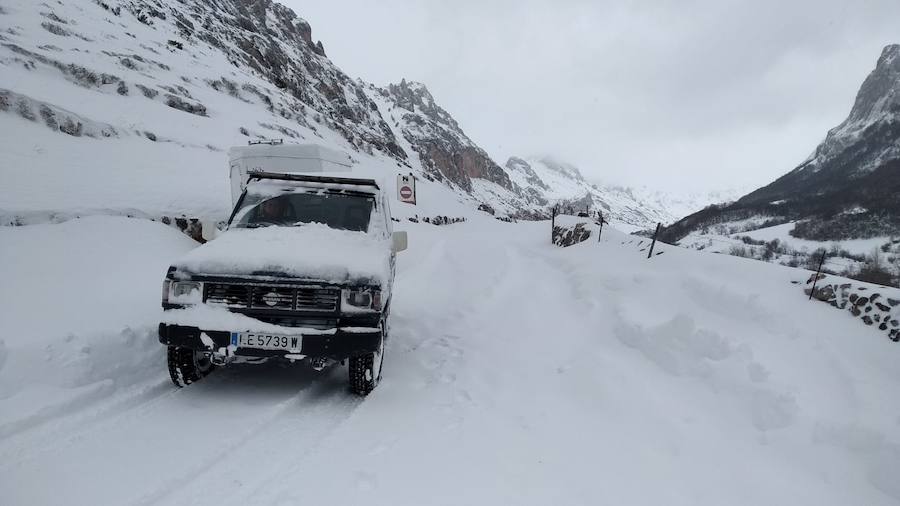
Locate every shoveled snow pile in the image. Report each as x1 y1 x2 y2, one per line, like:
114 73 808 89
172 224 392 286
1 216 898 505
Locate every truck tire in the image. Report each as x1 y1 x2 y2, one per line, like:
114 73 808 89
167 346 215 387
349 337 384 396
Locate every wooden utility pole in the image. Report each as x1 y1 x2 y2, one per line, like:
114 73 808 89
647 223 661 259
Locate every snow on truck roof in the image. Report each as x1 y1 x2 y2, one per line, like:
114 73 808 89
247 172 380 191
228 143 352 172
228 143 360 205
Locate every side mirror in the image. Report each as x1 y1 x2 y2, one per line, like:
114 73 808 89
391 231 408 253
201 220 220 242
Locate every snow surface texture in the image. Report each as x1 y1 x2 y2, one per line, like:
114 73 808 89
173 223 392 287
1 216 899 505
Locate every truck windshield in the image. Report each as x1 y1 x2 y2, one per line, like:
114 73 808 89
232 191 375 232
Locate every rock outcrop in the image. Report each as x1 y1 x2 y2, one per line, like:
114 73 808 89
383 80 513 192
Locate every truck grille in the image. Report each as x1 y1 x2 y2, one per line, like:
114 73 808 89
204 283 339 312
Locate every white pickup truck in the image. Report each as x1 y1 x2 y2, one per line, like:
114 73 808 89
158 142 407 395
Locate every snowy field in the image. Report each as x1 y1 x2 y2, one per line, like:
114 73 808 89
1 216 899 505
681 220 894 258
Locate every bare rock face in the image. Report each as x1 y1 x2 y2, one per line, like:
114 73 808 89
384 79 513 192
506 157 549 191
553 222 592 247
102 0 406 161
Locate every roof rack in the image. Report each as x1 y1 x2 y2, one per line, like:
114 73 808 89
247 171 380 190
248 139 284 146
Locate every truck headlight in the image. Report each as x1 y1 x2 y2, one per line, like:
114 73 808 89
343 289 382 311
166 281 203 305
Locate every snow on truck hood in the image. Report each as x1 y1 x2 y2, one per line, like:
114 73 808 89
172 224 391 286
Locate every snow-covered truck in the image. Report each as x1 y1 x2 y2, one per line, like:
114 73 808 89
158 142 407 395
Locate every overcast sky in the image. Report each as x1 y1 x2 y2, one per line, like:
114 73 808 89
288 0 899 193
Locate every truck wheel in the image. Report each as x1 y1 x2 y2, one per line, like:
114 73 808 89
349 337 384 396
167 346 215 387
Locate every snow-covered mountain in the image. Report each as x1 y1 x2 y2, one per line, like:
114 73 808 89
0 0 674 229
503 156 676 229
627 186 750 224
662 44 900 244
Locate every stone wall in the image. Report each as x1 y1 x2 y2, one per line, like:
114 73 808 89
553 222 592 247
804 273 900 342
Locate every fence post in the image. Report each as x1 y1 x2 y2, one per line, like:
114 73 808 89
808 250 827 301
599 213 604 242
550 205 558 244
647 223 661 259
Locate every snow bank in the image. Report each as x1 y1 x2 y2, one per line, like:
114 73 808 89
172 223 392 286
0 217 196 437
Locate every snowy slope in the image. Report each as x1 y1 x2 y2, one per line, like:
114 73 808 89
0 0 489 223
2 216 899 505
628 184 751 223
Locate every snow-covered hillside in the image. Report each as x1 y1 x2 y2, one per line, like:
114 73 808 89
2 216 899 505
0 0 501 224
628 185 751 223
504 156 675 230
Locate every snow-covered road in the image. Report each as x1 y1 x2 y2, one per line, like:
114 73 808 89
2 217 899 505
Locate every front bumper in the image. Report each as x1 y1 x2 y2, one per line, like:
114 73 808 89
158 323 382 360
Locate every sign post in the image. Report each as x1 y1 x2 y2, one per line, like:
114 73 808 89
397 174 417 205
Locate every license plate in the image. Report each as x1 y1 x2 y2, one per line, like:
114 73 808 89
231 332 302 351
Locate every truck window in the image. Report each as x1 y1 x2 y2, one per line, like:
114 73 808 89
233 192 375 232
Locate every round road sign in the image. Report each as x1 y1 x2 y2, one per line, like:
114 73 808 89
400 186 413 199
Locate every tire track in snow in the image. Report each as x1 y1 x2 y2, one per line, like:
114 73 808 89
0 376 176 468
128 367 362 506
1 363 352 506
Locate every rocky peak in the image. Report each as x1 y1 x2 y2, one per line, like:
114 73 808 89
505 157 550 191
837 43 900 133
382 80 513 193
387 79 460 132
800 43 900 174
538 156 585 182
663 43 900 242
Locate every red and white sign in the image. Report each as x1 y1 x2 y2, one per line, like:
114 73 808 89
397 174 417 204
